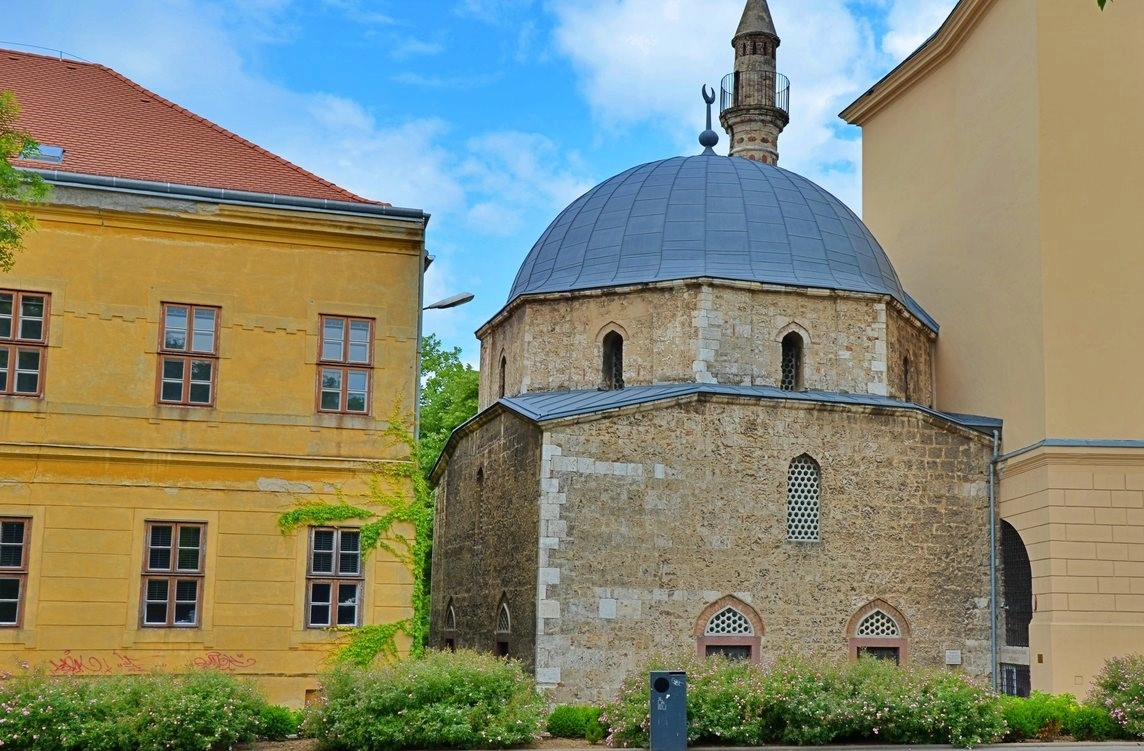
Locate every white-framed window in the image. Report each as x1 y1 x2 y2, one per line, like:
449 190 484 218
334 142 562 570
306 528 362 627
787 454 821 541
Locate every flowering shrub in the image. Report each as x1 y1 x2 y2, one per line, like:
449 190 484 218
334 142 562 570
304 649 544 750
601 653 1006 748
0 670 266 750
1090 654 1144 738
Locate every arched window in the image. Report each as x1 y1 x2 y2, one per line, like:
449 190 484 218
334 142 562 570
903 356 912 401
848 600 910 664
495 598 511 657
602 331 624 390
693 595 763 662
498 354 507 399
444 598 457 652
787 454 820 541
1001 521 1033 648
780 332 803 390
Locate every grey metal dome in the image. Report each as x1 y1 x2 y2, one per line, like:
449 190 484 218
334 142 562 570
507 154 936 330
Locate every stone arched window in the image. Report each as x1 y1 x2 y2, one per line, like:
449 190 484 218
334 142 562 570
602 331 624 390
903 356 912 402
780 332 803 390
787 454 820 541
693 595 763 662
495 598 511 657
848 599 910 664
444 598 457 652
498 354 507 398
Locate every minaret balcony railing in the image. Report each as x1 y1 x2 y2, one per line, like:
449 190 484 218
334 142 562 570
720 71 790 116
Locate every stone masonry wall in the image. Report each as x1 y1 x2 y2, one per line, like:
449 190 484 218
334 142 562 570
534 398 994 703
478 282 928 404
429 410 542 665
885 304 936 406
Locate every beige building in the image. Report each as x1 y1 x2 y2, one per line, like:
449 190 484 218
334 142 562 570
431 0 1006 703
842 0 1144 695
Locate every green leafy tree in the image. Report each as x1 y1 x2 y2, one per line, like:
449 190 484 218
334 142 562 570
0 91 49 271
1098 0 1110 8
417 334 479 475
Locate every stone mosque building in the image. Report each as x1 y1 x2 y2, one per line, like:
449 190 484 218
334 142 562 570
429 0 1063 704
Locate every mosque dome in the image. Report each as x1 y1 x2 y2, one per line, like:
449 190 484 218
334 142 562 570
507 154 935 329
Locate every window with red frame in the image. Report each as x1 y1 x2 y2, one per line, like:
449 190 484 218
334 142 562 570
141 521 205 628
0 290 49 397
318 316 372 414
158 304 219 406
0 518 30 627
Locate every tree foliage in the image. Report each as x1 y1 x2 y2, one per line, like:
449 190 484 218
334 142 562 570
1098 0 1110 8
0 91 49 272
417 334 479 475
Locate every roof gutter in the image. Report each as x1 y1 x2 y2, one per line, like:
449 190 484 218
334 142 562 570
20 168 429 224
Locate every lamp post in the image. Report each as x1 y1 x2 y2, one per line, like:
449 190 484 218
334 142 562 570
415 291 475 441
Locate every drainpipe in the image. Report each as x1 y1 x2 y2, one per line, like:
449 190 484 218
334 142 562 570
989 429 1000 691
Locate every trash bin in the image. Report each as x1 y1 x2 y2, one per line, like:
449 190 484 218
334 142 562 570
649 670 686 751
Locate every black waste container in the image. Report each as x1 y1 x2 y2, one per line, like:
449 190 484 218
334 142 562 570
649 670 686 751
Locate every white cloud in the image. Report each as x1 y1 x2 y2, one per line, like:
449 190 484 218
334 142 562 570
882 0 958 61
549 0 877 211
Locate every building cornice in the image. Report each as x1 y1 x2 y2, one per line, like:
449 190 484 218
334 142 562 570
16 194 426 253
840 0 995 125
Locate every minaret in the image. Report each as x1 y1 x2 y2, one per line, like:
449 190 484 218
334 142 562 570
719 0 789 164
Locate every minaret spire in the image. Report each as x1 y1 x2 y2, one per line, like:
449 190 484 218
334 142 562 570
719 0 789 164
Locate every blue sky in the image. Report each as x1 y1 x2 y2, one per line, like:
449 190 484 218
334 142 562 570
4 0 957 365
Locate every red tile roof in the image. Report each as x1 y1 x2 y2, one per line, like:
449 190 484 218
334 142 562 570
2 49 384 205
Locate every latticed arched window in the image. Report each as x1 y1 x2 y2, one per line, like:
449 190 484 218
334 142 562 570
496 602 511 634
848 600 909 664
780 332 803 390
498 355 507 398
602 331 624 390
787 454 820 541
856 610 900 638
694 597 763 662
443 599 457 652
495 600 511 657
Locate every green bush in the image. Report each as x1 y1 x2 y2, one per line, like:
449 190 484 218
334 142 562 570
1000 691 1078 740
259 704 303 740
601 653 1006 748
0 670 267 751
1089 653 1144 738
305 649 544 750
1065 702 1121 741
546 705 605 739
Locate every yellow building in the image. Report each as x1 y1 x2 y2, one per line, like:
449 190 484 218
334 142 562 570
1 50 427 704
842 0 1144 696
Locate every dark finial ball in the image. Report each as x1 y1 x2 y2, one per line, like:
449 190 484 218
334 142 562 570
699 129 719 149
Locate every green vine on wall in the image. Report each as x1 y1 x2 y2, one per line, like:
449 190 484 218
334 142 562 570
278 407 433 665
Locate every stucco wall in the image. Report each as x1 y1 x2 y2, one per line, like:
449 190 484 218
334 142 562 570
430 410 543 665
531 397 993 703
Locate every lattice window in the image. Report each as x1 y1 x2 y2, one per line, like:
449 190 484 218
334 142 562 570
496 602 511 634
445 603 456 631
704 606 754 636
602 331 624 390
780 332 803 390
856 610 900 637
787 454 820 541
